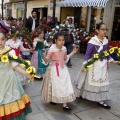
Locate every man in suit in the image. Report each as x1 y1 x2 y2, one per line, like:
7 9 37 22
26 10 39 32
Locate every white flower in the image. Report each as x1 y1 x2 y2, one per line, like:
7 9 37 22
52 28 55 31
74 38 76 40
68 25 70 27
46 43 49 46
77 40 80 43
56 26 59 29
72 44 75 47
55 30 58 33
61 24 65 27
44 40 47 44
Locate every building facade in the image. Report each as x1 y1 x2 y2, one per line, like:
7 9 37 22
4 0 61 21
3 0 120 39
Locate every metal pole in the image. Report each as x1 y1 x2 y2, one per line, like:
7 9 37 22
2 0 4 19
53 0 56 27
23 0 28 27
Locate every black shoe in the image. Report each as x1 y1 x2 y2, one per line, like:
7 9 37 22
79 96 84 100
67 64 72 68
98 103 111 109
40 77 43 80
50 102 57 105
63 106 71 110
69 63 72 67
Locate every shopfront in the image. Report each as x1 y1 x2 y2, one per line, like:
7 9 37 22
111 0 120 40
56 0 109 31
16 2 24 18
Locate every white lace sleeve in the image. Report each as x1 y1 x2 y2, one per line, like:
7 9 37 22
33 41 37 49
9 50 18 67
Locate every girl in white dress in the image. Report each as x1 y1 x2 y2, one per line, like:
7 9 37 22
5 27 33 85
41 32 78 110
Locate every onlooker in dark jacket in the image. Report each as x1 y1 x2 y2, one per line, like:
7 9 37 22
115 17 120 40
26 10 39 32
55 17 60 26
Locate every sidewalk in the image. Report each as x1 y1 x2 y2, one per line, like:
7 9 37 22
25 53 120 120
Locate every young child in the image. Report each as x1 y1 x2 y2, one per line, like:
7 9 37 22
0 30 33 120
6 27 32 58
41 32 78 110
31 30 49 79
5 27 33 85
22 38 31 59
75 23 119 109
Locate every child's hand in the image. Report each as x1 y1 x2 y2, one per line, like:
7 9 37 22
111 61 119 64
25 72 34 82
72 47 79 54
29 49 34 53
81 67 86 72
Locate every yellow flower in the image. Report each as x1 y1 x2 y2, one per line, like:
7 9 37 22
25 60 31 65
11 26 15 28
26 67 33 73
88 59 92 62
12 55 18 59
109 48 114 54
117 53 120 56
118 48 120 54
113 47 118 49
104 51 109 56
86 64 93 68
34 75 40 78
32 67 36 73
1 55 8 62
20 64 25 68
93 54 99 59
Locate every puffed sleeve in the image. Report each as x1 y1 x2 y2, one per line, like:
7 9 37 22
9 50 18 67
46 50 53 60
33 41 37 49
84 43 94 61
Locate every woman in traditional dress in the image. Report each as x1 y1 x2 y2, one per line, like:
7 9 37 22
0 30 33 120
75 23 118 109
41 32 78 110
31 30 49 79
5 26 33 85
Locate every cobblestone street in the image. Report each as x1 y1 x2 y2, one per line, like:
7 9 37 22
25 53 120 120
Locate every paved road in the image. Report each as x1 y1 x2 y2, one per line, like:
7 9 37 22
25 53 120 120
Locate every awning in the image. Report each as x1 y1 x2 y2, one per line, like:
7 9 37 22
51 0 109 7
